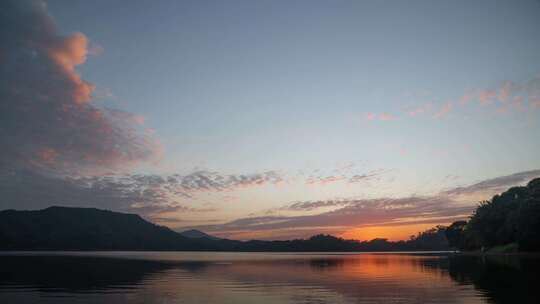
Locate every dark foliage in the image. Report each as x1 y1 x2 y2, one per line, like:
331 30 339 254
445 220 467 249
446 177 540 251
0 206 232 251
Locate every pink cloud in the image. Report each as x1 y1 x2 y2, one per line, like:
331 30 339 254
511 96 525 110
307 175 346 185
36 147 59 164
1 0 162 175
406 103 432 117
364 112 397 122
478 89 497 105
498 81 513 103
530 95 540 109
459 91 476 105
379 113 396 121
433 102 453 119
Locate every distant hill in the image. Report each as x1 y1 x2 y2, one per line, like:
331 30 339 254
179 229 220 240
0 206 231 251
0 206 451 251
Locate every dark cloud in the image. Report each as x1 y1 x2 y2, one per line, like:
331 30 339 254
348 169 388 183
0 168 283 218
306 168 388 185
306 175 346 185
0 169 174 215
0 0 161 175
443 170 540 196
281 200 353 211
169 171 283 192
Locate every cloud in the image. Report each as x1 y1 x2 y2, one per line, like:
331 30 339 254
189 170 540 240
433 102 453 119
477 89 498 105
443 169 540 196
193 196 473 240
280 199 353 211
406 103 433 117
364 112 397 122
365 113 377 121
462 76 540 113
459 91 475 105
306 175 346 185
379 113 396 121
532 96 540 109
305 168 387 185
0 168 284 219
400 75 540 121
0 0 161 175
348 168 388 183
170 170 284 192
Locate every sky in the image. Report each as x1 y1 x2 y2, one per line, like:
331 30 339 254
1 0 540 241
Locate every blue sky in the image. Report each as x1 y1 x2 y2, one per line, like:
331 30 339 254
47 0 540 175
2 0 540 240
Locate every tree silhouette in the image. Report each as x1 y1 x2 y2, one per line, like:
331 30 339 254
447 177 540 251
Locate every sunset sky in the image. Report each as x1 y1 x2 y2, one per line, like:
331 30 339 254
1 0 540 240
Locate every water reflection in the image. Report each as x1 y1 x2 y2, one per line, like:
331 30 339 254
0 252 538 303
446 255 540 304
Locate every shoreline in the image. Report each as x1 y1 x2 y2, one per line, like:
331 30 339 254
451 251 540 257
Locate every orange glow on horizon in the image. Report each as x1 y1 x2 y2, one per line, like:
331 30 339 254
340 223 448 241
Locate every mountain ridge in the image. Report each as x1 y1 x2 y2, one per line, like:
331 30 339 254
179 229 220 240
0 206 452 252
0 206 228 251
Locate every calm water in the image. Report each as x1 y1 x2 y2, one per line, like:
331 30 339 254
1 252 539 304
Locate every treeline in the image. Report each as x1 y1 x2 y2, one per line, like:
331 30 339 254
233 226 450 252
445 178 540 252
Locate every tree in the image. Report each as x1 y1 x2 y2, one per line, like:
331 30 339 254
445 221 467 250
517 178 540 250
466 186 527 248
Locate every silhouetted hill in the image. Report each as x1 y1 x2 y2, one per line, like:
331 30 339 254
179 229 220 240
0 206 230 250
0 206 450 251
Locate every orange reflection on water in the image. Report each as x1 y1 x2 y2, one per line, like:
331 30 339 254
136 253 465 303
335 254 449 284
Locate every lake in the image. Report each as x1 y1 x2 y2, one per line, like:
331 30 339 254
0 252 538 303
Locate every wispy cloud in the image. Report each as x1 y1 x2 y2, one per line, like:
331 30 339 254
433 102 453 119
305 168 388 185
389 76 540 122
0 168 285 219
364 112 398 122
193 196 472 240
443 170 540 196
279 199 353 211
190 170 540 240
306 175 346 185
406 103 433 117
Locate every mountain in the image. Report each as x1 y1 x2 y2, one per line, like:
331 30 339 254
0 206 450 251
0 206 230 250
179 229 220 240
